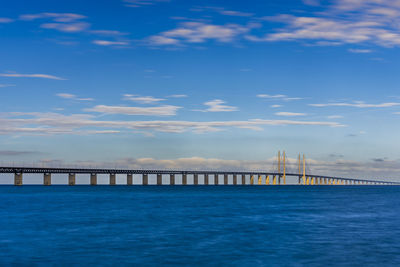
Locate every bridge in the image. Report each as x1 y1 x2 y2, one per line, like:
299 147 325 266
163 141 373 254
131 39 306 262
1 152 398 186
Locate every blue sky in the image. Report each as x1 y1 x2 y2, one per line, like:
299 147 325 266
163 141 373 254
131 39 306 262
1 0 400 180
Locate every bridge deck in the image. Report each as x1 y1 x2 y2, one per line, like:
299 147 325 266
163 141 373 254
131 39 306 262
0 167 397 184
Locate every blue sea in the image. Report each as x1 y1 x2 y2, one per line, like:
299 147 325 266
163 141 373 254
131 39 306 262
1 186 400 266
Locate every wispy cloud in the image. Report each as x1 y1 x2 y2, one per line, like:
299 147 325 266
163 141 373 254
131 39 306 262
147 22 257 46
310 102 400 108
0 150 42 156
123 0 170 8
257 94 303 101
85 105 181 116
41 22 90 33
92 40 130 46
0 84 15 88
271 104 282 108
257 94 286 99
275 112 307 116
168 94 188 98
327 115 344 119
19 13 87 22
348 48 373 53
195 6 254 17
89 30 129 36
0 112 345 136
0 73 66 80
0 18 14 23
199 99 238 112
123 94 165 104
19 12 125 43
247 0 400 48
57 93 94 101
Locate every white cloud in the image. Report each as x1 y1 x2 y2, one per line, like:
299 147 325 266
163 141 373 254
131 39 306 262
92 40 130 46
57 93 75 99
0 73 66 80
257 94 286 98
56 93 94 101
247 1 400 47
310 102 400 108
19 13 86 22
200 99 238 112
257 94 303 101
123 0 170 8
219 10 254 17
0 84 15 88
0 18 14 23
0 112 345 136
275 112 307 116
192 6 254 17
327 115 344 119
41 22 90 33
348 48 373 53
147 22 256 46
85 105 181 116
90 30 128 36
271 105 282 108
123 94 165 104
168 94 188 98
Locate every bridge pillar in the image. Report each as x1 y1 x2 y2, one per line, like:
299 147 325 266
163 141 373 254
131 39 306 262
250 175 254 185
44 173 51 186
14 173 23 186
110 174 116 185
182 173 187 185
127 174 133 185
157 174 162 185
194 174 198 185
204 174 208 185
233 174 237 185
68 173 76 186
242 174 246 185
214 174 218 185
170 174 175 185
224 174 228 185
258 175 262 185
90 174 97 185
273 175 277 185
142 174 148 185
266 175 270 185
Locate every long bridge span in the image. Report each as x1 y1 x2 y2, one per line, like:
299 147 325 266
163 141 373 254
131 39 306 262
2 151 398 186
1 167 398 186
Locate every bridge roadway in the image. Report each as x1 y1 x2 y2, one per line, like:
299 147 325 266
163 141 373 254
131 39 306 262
1 166 398 185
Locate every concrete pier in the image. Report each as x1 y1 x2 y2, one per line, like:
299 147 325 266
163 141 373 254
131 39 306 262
127 174 133 185
90 174 97 185
204 174 209 185
224 174 228 185
233 174 237 185
44 173 51 186
110 174 116 185
157 174 162 185
68 173 76 186
143 174 148 185
182 173 187 185
170 174 175 185
194 174 198 185
14 173 23 186
214 174 218 185
242 175 246 185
